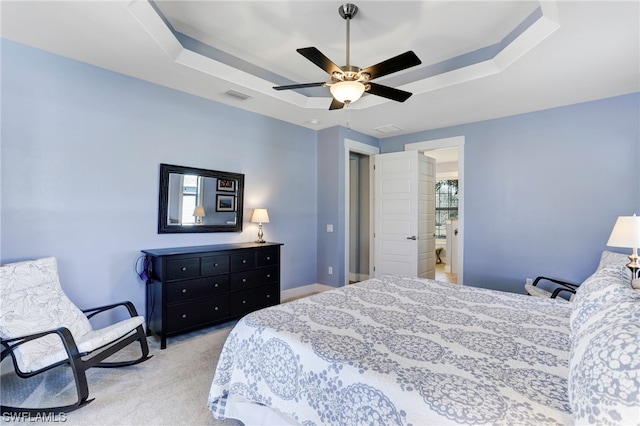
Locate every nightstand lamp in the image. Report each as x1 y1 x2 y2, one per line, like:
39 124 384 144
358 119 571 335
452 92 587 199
193 206 206 225
251 208 270 243
607 214 640 289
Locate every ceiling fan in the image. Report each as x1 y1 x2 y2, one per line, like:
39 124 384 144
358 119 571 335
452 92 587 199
273 3 422 110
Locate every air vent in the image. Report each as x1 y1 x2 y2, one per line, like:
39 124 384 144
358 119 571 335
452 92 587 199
374 124 403 134
222 90 251 101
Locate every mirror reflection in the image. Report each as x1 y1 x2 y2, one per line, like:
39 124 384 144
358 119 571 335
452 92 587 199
158 164 244 233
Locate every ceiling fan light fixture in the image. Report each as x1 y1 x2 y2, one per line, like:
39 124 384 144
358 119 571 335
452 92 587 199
330 80 365 104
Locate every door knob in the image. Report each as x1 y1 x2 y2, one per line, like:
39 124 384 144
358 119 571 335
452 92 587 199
406 236 417 240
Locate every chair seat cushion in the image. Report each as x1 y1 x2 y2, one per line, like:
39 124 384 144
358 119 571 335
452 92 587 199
18 316 145 373
524 283 553 298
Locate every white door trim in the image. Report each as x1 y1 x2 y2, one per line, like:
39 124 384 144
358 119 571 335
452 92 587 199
404 136 465 284
344 139 380 286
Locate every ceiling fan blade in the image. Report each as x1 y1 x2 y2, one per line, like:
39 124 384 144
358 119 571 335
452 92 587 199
367 82 413 102
273 82 326 91
329 98 345 110
361 51 422 80
297 47 342 76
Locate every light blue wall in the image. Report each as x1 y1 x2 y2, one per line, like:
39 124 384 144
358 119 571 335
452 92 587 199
1 40 318 319
3 39 638 304
381 93 640 293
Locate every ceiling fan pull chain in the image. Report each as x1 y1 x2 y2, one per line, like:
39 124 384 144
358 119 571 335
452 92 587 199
346 103 351 131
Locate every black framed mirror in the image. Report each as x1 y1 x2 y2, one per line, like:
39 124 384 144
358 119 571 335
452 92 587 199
158 163 244 233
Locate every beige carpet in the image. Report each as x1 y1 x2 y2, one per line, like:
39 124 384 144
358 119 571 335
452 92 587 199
1 322 243 426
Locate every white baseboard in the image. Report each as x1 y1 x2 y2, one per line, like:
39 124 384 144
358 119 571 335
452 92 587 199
349 273 370 282
281 283 336 302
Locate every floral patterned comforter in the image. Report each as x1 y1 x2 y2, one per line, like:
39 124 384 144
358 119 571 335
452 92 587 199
208 275 574 425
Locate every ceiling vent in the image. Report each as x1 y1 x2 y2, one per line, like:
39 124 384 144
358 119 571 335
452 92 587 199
222 90 251 101
374 124 403 134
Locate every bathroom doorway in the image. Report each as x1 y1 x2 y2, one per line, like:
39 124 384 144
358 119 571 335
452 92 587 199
405 136 465 284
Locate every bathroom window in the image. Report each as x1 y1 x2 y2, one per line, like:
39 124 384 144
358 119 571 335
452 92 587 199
435 180 458 238
181 175 199 224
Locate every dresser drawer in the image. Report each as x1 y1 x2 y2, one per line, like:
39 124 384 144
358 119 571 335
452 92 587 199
166 257 200 281
230 284 279 316
166 276 229 303
166 296 229 333
230 266 278 291
230 251 256 272
257 248 279 267
201 255 230 276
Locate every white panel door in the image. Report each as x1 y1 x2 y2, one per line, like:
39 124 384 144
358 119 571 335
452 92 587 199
374 151 435 278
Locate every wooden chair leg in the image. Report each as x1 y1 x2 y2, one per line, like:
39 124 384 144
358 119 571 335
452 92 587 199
94 326 153 368
1 329 94 415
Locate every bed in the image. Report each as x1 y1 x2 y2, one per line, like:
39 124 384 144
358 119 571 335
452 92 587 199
208 252 640 425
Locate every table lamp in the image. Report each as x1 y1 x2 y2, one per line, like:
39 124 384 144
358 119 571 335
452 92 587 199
607 214 640 289
193 206 206 225
251 209 270 243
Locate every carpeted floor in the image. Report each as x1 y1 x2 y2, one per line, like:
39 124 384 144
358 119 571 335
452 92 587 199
1 322 243 425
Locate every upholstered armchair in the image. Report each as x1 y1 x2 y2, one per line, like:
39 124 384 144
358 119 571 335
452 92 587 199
0 257 152 414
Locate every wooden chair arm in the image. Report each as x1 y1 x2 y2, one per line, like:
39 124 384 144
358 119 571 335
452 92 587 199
82 301 139 320
531 276 580 299
1 327 82 372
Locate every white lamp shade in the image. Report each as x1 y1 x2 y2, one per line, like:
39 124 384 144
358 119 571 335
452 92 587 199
251 208 270 224
330 81 365 103
607 214 640 248
193 206 206 217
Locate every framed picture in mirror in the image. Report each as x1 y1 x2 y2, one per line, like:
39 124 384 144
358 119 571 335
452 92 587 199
217 179 236 192
216 194 235 212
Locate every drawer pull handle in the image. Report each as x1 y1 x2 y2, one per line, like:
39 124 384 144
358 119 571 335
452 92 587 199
242 278 247 283
266 274 271 278
181 267 187 271
214 307 219 311
242 300 247 304
267 294 270 298
214 283 219 288
214 263 219 267
266 256 271 260
182 289 187 293
182 314 187 319
242 260 247 264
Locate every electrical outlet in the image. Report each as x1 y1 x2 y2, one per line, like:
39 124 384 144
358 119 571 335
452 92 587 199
327 224 333 233
525 278 533 286
328 266 333 275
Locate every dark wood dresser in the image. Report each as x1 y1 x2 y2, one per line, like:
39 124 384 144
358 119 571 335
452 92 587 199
141 242 282 348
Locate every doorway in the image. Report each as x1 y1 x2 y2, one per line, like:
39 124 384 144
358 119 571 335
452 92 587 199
405 136 465 284
344 139 379 286
349 152 370 283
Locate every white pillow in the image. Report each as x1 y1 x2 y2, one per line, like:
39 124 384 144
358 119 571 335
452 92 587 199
598 250 631 277
570 267 630 334
569 289 640 425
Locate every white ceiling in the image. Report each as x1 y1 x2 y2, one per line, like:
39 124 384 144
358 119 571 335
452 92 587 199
1 1 638 138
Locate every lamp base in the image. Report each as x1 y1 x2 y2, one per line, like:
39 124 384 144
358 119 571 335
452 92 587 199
627 252 639 289
256 224 265 244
